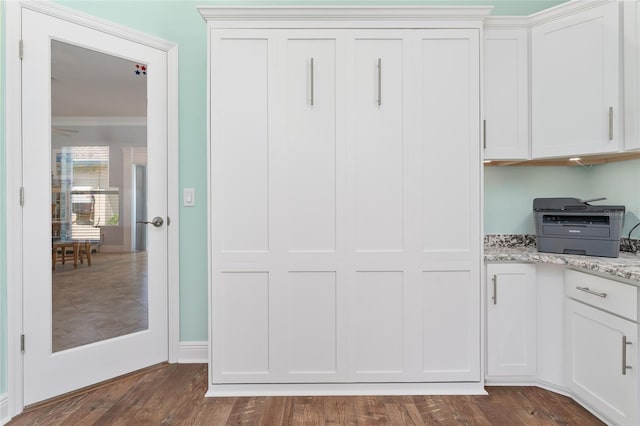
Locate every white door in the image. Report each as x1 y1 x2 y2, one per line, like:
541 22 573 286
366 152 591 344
21 9 168 404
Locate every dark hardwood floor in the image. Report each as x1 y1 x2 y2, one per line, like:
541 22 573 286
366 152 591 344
8 364 604 425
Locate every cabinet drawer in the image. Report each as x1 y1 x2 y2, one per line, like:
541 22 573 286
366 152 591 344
565 269 638 321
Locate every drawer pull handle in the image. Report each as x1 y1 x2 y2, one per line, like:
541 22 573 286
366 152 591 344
622 336 632 375
576 286 607 298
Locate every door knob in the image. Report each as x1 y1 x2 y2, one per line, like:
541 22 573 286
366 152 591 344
137 217 164 228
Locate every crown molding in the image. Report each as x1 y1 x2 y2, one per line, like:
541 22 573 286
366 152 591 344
484 16 531 30
529 0 615 26
197 5 493 23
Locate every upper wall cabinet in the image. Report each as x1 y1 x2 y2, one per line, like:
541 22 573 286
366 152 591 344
484 26 530 160
531 1 621 159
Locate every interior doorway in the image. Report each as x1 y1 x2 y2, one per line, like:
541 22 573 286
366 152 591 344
17 5 174 406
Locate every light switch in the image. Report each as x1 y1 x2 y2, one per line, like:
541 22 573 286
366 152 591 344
183 188 195 207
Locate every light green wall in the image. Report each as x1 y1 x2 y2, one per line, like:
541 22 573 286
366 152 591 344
588 159 640 236
484 166 589 234
0 0 570 398
484 160 640 236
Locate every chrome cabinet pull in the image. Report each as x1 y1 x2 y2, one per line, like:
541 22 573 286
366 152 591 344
609 106 613 141
377 58 382 106
310 57 314 107
491 274 497 305
576 286 607 298
622 336 632 375
483 119 487 149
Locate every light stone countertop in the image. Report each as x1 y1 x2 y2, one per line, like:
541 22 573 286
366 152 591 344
484 246 640 284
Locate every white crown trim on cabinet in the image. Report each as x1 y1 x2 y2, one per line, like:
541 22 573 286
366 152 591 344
529 0 616 26
197 6 493 22
484 16 531 29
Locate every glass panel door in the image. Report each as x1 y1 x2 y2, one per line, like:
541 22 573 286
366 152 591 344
50 40 149 352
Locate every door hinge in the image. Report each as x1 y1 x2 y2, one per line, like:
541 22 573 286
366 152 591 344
20 187 25 206
21 334 25 353
19 40 24 60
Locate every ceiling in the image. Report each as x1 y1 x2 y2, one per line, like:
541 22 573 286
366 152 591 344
51 40 147 118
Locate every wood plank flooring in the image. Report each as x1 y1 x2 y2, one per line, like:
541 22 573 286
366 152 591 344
52 251 148 352
8 364 604 425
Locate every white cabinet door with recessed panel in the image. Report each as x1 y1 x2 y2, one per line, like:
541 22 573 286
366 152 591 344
565 299 638 426
531 1 621 158
345 29 480 383
486 263 537 378
210 30 346 384
484 28 529 160
414 29 481 382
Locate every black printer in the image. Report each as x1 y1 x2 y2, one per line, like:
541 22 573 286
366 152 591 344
533 197 625 258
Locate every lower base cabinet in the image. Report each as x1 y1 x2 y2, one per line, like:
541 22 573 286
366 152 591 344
565 270 639 426
486 264 640 425
486 263 537 378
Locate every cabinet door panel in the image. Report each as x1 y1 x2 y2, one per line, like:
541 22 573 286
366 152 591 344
484 29 529 160
350 271 405 378
285 38 337 252
566 299 638 426
213 37 271 252
486 264 537 377
284 272 337 375
218 272 270 377
419 33 480 258
422 270 479 381
532 2 620 157
352 38 404 252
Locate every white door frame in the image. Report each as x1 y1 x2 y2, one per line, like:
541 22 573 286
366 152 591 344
4 1 180 417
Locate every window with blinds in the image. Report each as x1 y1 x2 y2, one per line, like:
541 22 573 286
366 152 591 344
55 146 119 241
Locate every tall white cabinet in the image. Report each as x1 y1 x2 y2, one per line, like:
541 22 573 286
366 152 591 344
201 7 488 395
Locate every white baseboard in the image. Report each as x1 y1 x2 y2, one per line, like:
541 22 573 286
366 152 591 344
206 382 488 397
484 378 570 398
178 341 208 364
1 393 9 426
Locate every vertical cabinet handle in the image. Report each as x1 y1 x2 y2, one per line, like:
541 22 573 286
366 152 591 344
491 274 497 305
483 119 487 149
608 106 613 141
377 58 382 107
622 336 632 375
310 57 314 107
